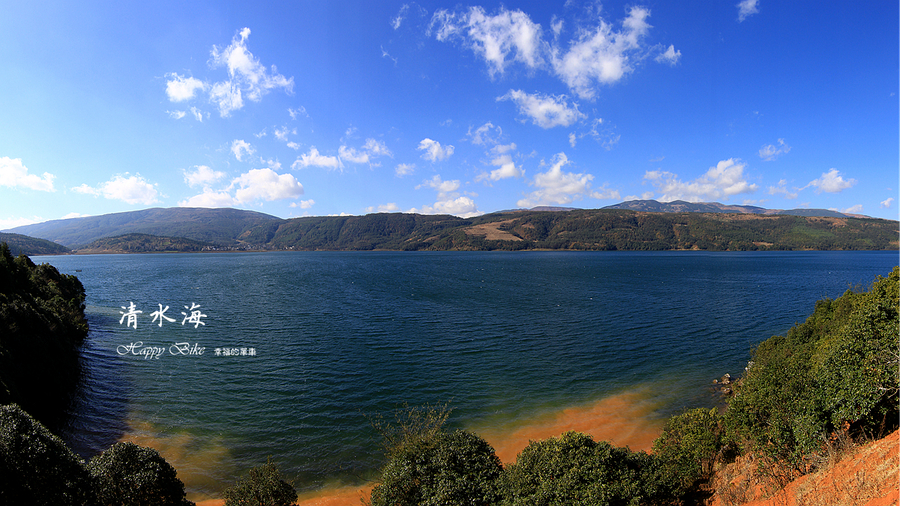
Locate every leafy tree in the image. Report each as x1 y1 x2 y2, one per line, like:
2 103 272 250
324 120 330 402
499 431 661 506
0 403 94 506
369 429 503 506
223 462 297 506
88 442 194 506
652 407 727 498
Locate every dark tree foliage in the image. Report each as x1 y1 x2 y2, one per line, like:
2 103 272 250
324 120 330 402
0 403 94 506
369 429 504 506
88 442 194 506
724 267 899 471
500 431 665 506
0 242 88 430
652 407 729 499
223 462 298 506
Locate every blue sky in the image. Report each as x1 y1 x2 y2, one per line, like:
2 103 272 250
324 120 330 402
1 0 897 229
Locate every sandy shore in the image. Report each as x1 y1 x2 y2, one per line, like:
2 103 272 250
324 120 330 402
122 387 666 505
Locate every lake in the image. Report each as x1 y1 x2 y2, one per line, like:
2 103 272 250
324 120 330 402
32 250 897 501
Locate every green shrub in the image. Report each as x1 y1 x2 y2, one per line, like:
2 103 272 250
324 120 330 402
0 243 88 430
500 431 660 506
88 442 194 506
369 429 503 506
724 267 899 471
0 403 94 505
223 462 297 506
652 407 726 497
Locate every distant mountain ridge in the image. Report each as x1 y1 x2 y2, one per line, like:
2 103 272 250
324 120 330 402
5 207 280 247
602 200 852 218
3 204 897 253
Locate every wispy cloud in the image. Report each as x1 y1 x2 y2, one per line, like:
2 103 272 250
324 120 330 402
880 197 894 209
183 165 226 188
430 6 676 101
292 147 342 170
498 90 585 128
517 152 602 207
418 138 454 162
643 159 758 202
231 139 255 161
73 174 160 205
0 157 55 192
803 169 856 193
737 0 760 22
759 138 791 161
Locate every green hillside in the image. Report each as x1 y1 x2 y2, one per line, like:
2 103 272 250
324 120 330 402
75 233 215 253
0 233 70 256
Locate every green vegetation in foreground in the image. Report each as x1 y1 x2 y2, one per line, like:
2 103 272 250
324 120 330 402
76 233 216 253
0 232 70 256
0 242 87 430
8 206 900 251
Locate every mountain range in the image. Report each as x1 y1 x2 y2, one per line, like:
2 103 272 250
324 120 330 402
3 201 897 254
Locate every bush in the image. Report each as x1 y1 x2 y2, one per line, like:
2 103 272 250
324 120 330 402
724 267 899 472
369 429 503 506
0 243 88 430
500 431 660 506
0 403 94 505
223 462 297 506
652 407 726 498
88 442 194 506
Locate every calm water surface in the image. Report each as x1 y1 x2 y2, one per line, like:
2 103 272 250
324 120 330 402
33 250 898 498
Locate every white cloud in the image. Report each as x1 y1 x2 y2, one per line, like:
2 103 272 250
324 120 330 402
643 159 759 202
274 126 295 142
286 142 300 150
517 153 595 207
179 188 237 208
416 175 460 195
467 122 502 145
392 4 409 30
290 199 315 209
189 107 205 121
230 168 303 203
655 44 681 65
0 157 55 192
288 106 308 119
805 169 856 194
590 186 622 200
71 184 101 196
841 204 863 214
292 147 342 170
498 89 585 128
418 138 454 162
411 197 480 218
206 27 294 117
881 197 894 209
767 179 798 199
0 216 45 229
551 6 652 100
737 0 759 22
339 139 392 165
183 165 226 188
366 203 401 213
395 163 416 177
165 74 207 102
759 138 791 161
231 139 255 161
79 174 160 205
430 6 543 76
168 110 187 120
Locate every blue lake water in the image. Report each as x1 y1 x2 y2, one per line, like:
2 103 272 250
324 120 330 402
32 250 898 500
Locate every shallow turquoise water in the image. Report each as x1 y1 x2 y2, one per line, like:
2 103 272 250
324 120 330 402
33 250 897 497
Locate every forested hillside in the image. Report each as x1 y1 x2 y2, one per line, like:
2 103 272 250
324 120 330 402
6 207 898 253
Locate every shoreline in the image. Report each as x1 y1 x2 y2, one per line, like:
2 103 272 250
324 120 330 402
120 386 668 505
